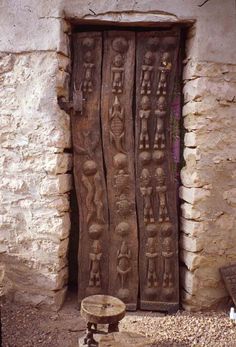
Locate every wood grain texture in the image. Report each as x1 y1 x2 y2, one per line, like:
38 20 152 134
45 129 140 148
101 31 138 310
71 32 110 303
72 29 181 312
81 295 126 325
135 30 180 312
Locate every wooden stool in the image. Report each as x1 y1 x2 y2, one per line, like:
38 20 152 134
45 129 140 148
80 295 126 347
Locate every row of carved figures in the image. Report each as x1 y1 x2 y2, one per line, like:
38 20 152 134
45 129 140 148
80 37 172 97
140 166 169 224
110 37 133 301
139 44 176 297
140 51 172 96
145 222 175 297
139 95 167 150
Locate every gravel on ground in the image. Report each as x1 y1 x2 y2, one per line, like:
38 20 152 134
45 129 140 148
1 292 236 347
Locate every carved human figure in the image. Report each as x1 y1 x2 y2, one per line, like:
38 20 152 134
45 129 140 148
82 160 105 224
162 236 174 288
111 54 124 94
154 96 167 150
155 167 169 222
82 160 97 224
115 221 131 299
140 51 154 95
139 96 151 150
146 237 158 288
157 52 172 95
82 51 95 93
93 171 105 223
89 240 102 287
116 194 132 217
114 170 129 197
113 153 129 196
140 168 154 224
109 96 125 153
117 241 131 291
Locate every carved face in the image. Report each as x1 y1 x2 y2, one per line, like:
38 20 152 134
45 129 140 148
113 153 128 170
92 240 102 254
161 52 171 66
140 168 151 187
83 160 97 176
157 96 166 111
116 195 132 217
144 51 153 65
146 237 156 252
84 51 93 63
163 237 173 251
141 96 150 110
82 38 95 49
112 37 128 53
139 151 152 166
115 222 130 237
146 223 158 238
113 54 123 67
155 167 165 184
89 224 103 240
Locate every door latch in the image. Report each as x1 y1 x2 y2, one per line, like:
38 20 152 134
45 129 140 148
58 83 84 115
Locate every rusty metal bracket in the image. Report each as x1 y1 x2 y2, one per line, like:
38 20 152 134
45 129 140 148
58 83 84 115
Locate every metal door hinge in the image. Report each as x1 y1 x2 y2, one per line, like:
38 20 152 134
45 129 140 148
58 84 83 115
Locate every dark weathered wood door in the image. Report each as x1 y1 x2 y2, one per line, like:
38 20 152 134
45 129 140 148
72 28 180 312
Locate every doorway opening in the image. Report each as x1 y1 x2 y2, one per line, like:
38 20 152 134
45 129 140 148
68 24 183 312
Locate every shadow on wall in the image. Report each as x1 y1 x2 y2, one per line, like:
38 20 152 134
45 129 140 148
68 177 79 290
0 253 68 310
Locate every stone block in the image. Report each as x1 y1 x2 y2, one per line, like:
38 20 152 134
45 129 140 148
55 266 68 290
180 250 205 271
14 285 67 311
184 132 197 147
180 266 195 295
180 234 204 253
58 237 69 257
180 167 205 188
183 78 236 104
181 202 201 221
56 70 70 98
57 54 71 73
183 147 201 162
43 153 72 175
179 186 210 204
40 174 72 196
180 217 205 237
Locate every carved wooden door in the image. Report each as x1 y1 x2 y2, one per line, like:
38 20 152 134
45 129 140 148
72 29 180 312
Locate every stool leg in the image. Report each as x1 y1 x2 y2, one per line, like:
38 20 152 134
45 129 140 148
108 322 119 333
84 322 97 346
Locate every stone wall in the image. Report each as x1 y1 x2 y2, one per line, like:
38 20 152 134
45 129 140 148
0 0 236 310
0 49 72 309
180 59 236 310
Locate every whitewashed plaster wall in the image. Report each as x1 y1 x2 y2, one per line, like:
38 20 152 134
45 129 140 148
0 0 236 310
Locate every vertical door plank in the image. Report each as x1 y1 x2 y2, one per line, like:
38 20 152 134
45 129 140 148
101 31 138 310
71 32 110 303
135 30 180 312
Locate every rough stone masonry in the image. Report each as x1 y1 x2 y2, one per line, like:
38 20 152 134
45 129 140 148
0 0 236 310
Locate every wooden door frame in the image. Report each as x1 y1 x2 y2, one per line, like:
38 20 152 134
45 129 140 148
63 15 192 311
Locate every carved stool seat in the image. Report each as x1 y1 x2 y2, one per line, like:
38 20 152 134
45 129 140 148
80 295 126 347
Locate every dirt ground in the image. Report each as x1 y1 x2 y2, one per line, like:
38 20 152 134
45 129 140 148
2 291 236 347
